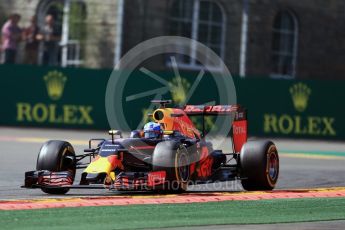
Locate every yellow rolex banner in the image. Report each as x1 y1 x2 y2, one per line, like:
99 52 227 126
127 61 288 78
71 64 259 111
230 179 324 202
0 64 111 130
235 78 341 139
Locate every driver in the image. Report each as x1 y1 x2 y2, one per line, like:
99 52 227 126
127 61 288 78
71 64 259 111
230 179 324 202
143 122 162 139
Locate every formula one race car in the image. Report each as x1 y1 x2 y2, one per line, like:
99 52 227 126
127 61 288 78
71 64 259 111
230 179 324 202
24 100 279 194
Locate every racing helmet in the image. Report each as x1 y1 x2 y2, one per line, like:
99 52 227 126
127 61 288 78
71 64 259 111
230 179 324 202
143 122 162 139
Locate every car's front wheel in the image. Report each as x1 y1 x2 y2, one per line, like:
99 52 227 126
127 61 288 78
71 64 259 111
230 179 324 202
152 141 190 193
36 140 76 194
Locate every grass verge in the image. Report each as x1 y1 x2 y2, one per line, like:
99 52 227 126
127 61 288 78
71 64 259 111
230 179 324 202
1 198 345 229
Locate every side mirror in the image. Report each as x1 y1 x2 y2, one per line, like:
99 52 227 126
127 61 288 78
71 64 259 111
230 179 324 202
108 130 122 143
109 130 122 136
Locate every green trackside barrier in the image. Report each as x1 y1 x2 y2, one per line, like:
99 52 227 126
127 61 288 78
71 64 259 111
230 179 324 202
0 64 111 130
234 78 343 140
0 64 344 140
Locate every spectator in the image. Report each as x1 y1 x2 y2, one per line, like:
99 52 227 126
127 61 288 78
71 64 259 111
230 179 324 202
1 13 22 64
37 14 61 66
23 16 39 65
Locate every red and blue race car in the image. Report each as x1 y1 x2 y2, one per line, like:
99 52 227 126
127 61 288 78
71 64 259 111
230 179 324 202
24 100 279 194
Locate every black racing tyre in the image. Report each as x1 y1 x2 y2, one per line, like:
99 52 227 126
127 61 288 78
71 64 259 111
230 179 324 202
152 141 190 193
240 140 279 191
36 140 76 194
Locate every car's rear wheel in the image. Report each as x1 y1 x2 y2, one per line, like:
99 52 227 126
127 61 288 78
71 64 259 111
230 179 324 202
152 141 190 193
240 140 279 191
36 140 76 194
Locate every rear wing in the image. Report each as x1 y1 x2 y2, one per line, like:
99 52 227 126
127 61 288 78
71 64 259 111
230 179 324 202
184 105 247 153
184 105 238 116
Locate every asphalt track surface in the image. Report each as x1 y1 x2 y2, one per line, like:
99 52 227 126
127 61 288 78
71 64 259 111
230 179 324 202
0 127 344 200
1 127 345 229
167 220 345 230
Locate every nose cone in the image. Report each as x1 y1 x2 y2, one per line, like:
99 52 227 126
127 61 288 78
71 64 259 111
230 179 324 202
84 156 116 175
